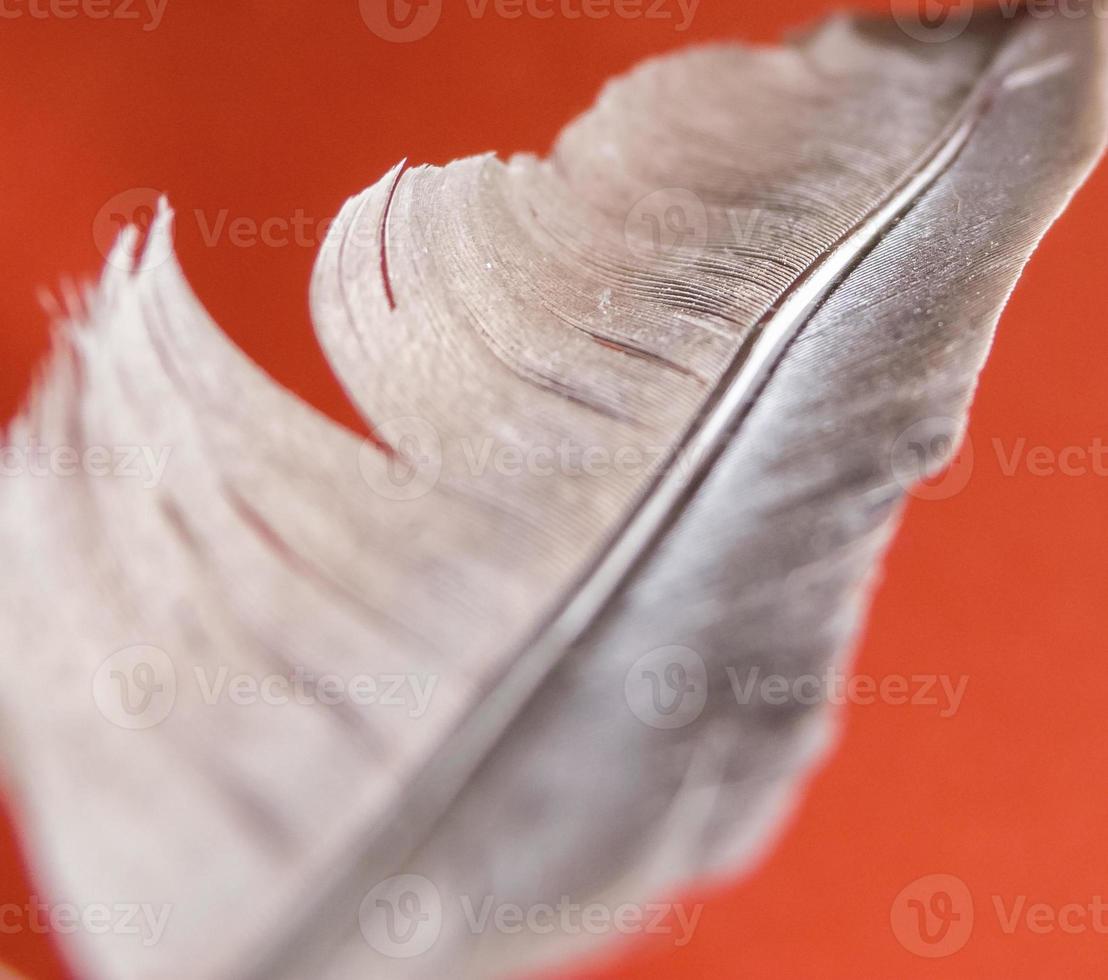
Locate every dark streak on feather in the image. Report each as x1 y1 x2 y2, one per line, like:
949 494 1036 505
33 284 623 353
590 335 708 386
221 484 438 656
379 161 406 313
336 185 398 458
170 731 298 856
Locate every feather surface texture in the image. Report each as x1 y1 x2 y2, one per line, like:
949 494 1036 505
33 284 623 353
1 8 1105 980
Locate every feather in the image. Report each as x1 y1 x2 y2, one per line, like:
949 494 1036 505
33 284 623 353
1 8 1105 979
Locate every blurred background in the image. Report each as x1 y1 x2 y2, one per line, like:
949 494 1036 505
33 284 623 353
2 0 1107 976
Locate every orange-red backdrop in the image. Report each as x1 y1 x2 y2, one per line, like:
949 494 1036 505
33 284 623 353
2 1 1107 977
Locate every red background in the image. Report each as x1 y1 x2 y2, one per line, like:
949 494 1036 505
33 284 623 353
2 1 1107 977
